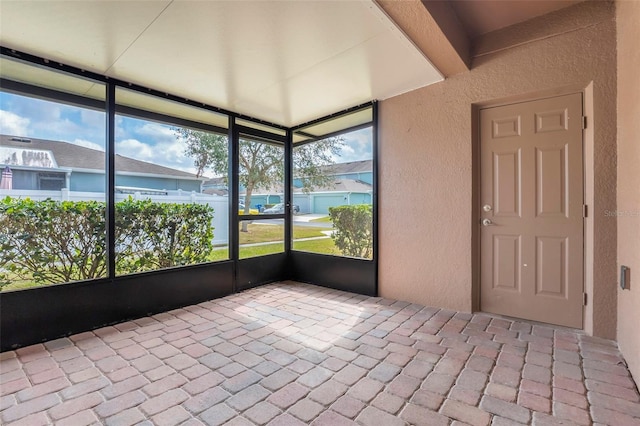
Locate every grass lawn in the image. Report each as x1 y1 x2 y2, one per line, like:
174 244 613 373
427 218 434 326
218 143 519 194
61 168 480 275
1 276 45 292
209 248 230 262
310 216 332 223
293 238 341 255
0 271 107 292
2 223 342 290
209 223 341 260
240 243 285 258
239 223 330 244
208 244 286 260
228 238 341 259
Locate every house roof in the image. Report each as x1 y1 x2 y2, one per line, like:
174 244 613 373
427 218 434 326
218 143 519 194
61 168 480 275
323 159 372 176
294 178 372 194
202 176 371 196
245 179 372 195
0 135 200 180
202 159 372 189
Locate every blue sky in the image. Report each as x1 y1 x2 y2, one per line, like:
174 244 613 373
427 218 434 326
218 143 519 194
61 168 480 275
0 92 372 176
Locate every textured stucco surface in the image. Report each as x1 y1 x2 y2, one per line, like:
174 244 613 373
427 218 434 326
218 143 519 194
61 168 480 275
474 1 615 57
616 0 640 386
379 2 618 338
375 0 470 76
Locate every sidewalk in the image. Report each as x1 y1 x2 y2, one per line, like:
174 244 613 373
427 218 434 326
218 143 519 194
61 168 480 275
293 214 328 223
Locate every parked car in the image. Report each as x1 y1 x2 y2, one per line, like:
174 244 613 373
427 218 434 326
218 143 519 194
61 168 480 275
263 203 300 214
239 203 259 215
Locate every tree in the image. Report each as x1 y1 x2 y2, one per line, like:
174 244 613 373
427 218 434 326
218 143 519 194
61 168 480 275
178 131 228 178
175 128 344 232
293 140 344 194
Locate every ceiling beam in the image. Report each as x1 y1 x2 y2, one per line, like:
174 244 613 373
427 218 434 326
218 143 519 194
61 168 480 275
375 0 471 77
473 1 612 58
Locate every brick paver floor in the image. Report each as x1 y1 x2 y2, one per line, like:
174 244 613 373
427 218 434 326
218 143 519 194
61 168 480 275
1 281 639 425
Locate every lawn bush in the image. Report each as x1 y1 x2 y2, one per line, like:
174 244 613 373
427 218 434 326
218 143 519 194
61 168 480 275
0 198 107 287
0 196 214 289
328 204 373 259
115 198 214 274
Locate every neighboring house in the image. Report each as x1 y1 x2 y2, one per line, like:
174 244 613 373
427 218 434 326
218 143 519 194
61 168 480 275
319 159 372 185
202 159 373 214
0 135 204 193
293 179 372 214
292 159 372 188
293 159 373 213
202 177 228 196
248 193 282 209
202 179 282 207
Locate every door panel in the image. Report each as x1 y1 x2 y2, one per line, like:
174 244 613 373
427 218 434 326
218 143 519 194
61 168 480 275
480 93 584 328
535 236 567 297
493 149 521 217
492 234 521 291
536 145 568 217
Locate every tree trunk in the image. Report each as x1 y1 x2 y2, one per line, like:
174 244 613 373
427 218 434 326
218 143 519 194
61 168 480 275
241 189 253 233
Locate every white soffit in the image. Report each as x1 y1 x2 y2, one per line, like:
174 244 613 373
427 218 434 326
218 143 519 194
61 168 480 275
0 57 105 100
116 87 229 130
296 109 373 139
0 0 443 127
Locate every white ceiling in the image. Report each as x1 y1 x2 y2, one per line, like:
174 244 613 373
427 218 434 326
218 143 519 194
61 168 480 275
0 0 443 127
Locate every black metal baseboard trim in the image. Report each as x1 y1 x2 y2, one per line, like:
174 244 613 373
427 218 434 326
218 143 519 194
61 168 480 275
237 253 288 292
288 251 376 297
0 261 234 352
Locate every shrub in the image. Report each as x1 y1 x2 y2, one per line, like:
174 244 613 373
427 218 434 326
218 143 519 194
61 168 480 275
115 198 214 273
0 198 108 288
328 204 373 259
0 196 214 289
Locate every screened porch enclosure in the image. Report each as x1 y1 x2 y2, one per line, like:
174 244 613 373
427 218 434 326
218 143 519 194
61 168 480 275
0 50 378 352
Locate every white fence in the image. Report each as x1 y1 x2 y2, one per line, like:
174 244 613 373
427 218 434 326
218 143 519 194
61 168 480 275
0 189 229 245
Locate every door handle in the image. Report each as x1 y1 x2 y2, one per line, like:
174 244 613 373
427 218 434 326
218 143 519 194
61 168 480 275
482 218 493 227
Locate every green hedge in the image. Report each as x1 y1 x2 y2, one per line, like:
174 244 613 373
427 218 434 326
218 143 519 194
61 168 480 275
0 197 214 289
328 204 373 259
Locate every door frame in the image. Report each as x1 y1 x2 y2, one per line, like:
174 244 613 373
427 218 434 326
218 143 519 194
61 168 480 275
472 85 593 331
230 123 289 291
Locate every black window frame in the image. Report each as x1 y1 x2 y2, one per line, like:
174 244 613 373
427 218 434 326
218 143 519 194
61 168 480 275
0 46 378 352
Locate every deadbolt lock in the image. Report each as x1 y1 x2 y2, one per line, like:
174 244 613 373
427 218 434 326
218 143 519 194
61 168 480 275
483 204 492 212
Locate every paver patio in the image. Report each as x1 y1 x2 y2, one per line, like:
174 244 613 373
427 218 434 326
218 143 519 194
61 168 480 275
1 281 639 425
